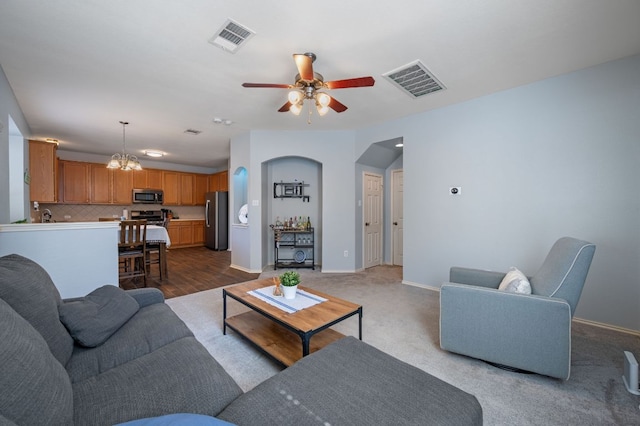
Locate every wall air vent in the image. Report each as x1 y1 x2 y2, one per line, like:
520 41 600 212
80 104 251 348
383 60 445 98
209 19 255 54
184 129 202 135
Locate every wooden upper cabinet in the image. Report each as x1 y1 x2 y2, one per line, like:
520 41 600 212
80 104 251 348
59 161 90 204
29 140 58 202
132 168 162 190
209 173 220 192
147 169 162 189
112 168 133 204
195 174 209 205
180 173 195 205
208 170 228 192
162 171 179 205
90 164 111 204
132 170 147 189
218 170 229 191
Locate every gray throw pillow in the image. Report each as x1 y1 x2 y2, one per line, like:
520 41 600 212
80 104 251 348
59 285 140 347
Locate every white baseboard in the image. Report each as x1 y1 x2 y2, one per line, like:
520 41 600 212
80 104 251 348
402 280 440 292
572 317 640 337
229 264 262 274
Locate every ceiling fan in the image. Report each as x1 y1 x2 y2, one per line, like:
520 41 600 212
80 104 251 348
242 52 375 117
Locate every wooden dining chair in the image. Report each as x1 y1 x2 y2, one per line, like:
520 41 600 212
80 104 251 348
118 220 147 287
145 217 170 280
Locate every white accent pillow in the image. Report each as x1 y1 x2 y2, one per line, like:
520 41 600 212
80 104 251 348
498 267 532 294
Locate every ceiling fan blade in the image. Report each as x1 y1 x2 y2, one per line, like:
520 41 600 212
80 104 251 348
325 76 375 89
293 54 314 81
328 96 348 113
278 101 292 112
242 83 292 88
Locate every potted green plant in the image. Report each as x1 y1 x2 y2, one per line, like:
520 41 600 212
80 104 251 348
279 270 300 299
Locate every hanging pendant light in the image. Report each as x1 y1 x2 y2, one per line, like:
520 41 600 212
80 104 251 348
107 121 142 171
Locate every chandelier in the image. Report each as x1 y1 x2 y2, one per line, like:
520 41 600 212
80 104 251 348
107 121 142 171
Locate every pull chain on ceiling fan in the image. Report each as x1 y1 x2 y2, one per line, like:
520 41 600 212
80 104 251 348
242 52 375 120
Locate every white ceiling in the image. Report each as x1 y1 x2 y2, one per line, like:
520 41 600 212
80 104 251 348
1 0 639 169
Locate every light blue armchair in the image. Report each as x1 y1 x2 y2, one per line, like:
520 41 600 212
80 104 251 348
439 237 596 380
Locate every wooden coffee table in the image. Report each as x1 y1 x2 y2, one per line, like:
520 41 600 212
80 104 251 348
223 279 363 367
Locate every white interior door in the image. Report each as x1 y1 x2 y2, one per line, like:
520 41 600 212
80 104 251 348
392 169 404 266
364 172 383 269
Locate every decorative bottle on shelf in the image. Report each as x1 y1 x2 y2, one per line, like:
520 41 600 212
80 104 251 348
306 216 311 230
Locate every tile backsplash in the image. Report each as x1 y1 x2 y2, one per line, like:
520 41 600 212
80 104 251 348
36 204 205 223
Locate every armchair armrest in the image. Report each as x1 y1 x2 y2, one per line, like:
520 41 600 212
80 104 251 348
449 267 506 288
125 288 165 307
440 282 573 379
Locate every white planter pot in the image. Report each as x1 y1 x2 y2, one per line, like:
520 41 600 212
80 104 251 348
281 284 298 300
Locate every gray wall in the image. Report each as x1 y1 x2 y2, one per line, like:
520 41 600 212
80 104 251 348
356 54 640 331
230 130 356 273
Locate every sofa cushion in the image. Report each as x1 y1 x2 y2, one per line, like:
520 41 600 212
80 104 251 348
72 337 244 425
59 285 140 347
218 336 483 426
66 302 196 383
498 267 531 294
0 298 74 426
0 254 74 366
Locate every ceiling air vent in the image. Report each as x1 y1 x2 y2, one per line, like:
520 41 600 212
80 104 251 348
184 129 202 135
383 60 445 98
209 19 255 54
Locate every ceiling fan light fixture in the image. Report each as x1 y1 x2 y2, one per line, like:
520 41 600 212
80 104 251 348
288 90 303 104
290 103 302 116
316 104 329 116
316 92 331 107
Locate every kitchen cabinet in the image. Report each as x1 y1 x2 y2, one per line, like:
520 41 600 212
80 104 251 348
195 174 209 205
167 220 205 248
89 163 133 204
208 170 228 192
162 171 179 205
43 157 210 207
133 168 162 189
209 173 220 192
90 164 111 204
180 173 194 205
193 220 205 244
112 168 133 204
29 140 58 202
59 161 90 204
218 170 229 191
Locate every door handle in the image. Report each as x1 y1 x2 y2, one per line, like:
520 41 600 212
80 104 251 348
365 222 370 226
393 222 398 225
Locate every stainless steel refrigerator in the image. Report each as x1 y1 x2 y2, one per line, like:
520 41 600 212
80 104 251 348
205 191 228 250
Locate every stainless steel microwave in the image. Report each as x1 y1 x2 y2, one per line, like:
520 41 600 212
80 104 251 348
132 189 164 204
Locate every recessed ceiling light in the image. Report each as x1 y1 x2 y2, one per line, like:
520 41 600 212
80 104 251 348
144 150 164 158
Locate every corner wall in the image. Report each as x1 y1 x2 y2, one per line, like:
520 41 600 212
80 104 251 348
357 54 640 331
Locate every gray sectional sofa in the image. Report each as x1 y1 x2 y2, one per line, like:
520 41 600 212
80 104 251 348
0 254 482 425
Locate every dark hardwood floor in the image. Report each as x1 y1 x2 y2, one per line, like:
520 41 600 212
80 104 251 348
119 247 260 299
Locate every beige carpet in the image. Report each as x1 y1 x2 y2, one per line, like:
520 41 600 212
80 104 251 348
166 265 640 425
